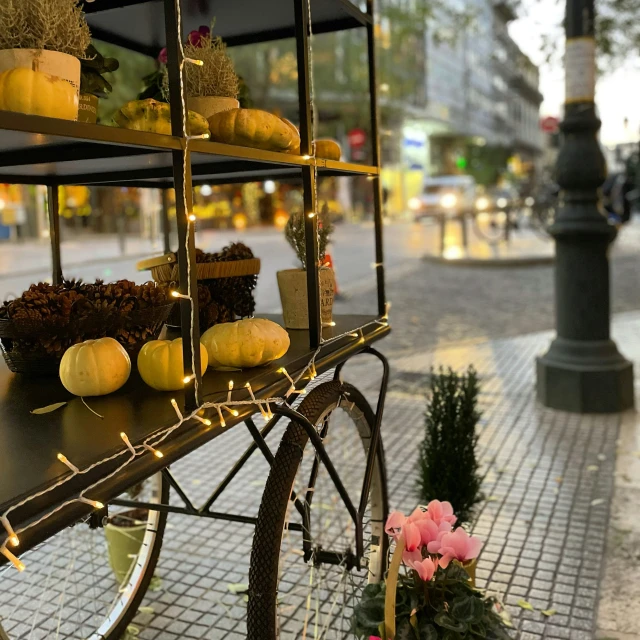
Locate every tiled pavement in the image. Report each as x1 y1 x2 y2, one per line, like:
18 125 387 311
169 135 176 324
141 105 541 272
2 309 638 639
123 312 638 638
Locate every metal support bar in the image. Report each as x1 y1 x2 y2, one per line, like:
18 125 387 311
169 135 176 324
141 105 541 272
366 0 386 316
47 185 62 285
161 468 198 513
294 0 321 348
164 0 202 410
357 347 389 522
273 404 359 549
244 417 275 464
160 188 171 254
109 497 304 531
201 413 284 512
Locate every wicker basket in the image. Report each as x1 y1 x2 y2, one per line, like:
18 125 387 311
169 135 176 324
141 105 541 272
0 303 174 375
137 253 261 283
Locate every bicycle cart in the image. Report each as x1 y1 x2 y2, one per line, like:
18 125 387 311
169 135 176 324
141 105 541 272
0 1 390 638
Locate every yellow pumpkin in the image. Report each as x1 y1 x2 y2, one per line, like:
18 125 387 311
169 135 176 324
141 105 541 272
208 108 299 152
201 318 290 369
137 338 208 391
59 338 131 397
114 99 209 136
289 138 341 160
0 68 78 120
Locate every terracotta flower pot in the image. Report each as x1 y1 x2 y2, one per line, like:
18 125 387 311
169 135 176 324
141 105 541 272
277 267 335 330
78 93 98 123
187 96 239 120
104 509 147 584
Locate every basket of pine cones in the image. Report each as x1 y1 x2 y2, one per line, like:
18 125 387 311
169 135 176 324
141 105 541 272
137 242 260 332
0 279 174 375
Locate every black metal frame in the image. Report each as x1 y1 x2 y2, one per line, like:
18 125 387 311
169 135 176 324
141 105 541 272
0 0 389 575
110 347 389 567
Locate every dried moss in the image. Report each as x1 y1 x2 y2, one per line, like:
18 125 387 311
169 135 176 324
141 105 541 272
163 32 238 99
0 0 91 59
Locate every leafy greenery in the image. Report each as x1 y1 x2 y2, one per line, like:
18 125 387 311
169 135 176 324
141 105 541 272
284 211 334 270
81 44 119 97
352 563 509 640
418 367 483 525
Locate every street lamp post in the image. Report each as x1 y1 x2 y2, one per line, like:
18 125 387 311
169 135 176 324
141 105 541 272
536 0 634 412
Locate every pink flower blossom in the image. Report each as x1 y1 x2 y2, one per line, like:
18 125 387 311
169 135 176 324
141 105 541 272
187 25 211 47
158 47 168 64
402 549 437 582
425 500 457 527
385 511 421 551
434 527 483 569
406 507 452 547
369 637 382 640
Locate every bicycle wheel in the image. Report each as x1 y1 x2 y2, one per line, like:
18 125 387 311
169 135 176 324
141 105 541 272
248 380 388 639
0 472 168 640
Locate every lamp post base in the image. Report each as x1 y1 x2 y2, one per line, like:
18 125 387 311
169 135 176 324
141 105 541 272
537 337 634 413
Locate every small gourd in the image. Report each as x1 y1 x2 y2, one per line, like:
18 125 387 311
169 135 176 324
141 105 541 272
59 338 131 397
137 338 208 391
208 108 299 152
114 98 209 136
201 318 290 369
0 68 78 120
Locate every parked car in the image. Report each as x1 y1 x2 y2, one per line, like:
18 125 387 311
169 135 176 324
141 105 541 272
409 175 477 220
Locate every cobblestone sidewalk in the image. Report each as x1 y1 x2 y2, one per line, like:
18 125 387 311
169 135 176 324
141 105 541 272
108 311 638 640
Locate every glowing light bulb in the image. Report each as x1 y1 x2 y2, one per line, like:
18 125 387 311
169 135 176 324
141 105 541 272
56 453 79 474
80 497 104 510
188 214 197 222
1 546 25 572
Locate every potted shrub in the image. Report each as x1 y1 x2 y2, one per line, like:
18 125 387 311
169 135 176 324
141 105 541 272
418 367 483 525
162 25 239 120
0 0 90 120
79 44 119 124
278 210 335 330
352 503 510 639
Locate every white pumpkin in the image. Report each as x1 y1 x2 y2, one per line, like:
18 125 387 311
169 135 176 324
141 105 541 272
59 338 131 397
201 318 290 369
137 338 209 391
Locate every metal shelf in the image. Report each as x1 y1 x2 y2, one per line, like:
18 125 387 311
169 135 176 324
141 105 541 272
0 111 378 186
0 314 389 555
82 0 370 56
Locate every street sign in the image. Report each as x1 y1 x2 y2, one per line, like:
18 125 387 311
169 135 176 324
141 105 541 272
347 128 367 148
540 116 560 134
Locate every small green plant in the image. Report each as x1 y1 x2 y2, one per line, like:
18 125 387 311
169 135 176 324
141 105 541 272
0 0 90 58
81 45 119 97
418 367 483 524
284 210 334 270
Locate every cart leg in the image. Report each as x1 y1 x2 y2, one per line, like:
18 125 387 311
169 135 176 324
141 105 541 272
47 185 63 285
440 215 446 255
460 214 468 249
161 188 171 254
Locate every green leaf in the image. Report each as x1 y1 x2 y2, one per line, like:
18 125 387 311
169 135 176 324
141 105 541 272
227 583 248 594
541 609 557 617
434 611 467 633
396 617 418 640
517 599 534 611
416 617 439 640
31 402 67 414
451 594 485 622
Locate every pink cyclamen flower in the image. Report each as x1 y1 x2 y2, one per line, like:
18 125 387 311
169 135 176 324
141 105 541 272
385 511 421 551
425 499 457 527
158 47 168 64
370 637 382 640
403 549 437 582
435 527 483 569
187 25 211 47
414 516 452 548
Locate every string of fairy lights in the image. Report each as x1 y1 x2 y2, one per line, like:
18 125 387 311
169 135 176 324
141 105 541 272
0 0 389 573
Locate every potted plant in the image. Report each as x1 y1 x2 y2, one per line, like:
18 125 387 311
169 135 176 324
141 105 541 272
104 482 147 584
162 25 239 120
352 502 510 639
79 44 119 124
0 0 90 120
418 367 483 524
278 209 335 330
